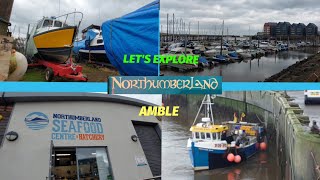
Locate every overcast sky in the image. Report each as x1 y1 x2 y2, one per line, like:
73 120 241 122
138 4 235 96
9 0 153 38
119 94 162 105
160 0 320 36
96 93 162 105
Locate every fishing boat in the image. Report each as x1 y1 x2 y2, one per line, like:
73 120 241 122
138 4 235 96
26 12 83 63
187 95 267 171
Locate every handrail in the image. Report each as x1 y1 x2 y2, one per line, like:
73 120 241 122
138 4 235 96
55 11 84 39
55 11 84 23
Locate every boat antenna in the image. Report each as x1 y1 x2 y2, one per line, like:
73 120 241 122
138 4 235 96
58 0 61 16
192 94 215 125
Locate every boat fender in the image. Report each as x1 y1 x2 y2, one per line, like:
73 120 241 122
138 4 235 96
9 49 17 74
227 153 235 162
234 155 241 163
260 142 267 151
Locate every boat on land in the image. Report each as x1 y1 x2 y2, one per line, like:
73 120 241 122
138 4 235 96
187 94 267 171
26 12 83 63
73 24 110 64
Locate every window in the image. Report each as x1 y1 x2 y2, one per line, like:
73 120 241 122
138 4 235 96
206 133 211 140
43 19 53 27
54 21 63 27
201 133 205 139
36 20 43 29
195 132 199 139
77 148 113 180
51 147 113 180
212 133 216 140
217 132 221 140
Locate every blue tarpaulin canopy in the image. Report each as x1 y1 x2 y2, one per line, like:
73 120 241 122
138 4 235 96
101 0 159 76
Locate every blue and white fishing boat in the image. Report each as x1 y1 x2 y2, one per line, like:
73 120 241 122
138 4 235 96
187 95 267 171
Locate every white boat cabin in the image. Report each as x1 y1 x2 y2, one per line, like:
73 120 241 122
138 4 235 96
35 17 68 34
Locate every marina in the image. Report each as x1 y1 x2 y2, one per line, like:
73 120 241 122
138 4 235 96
162 47 320 81
160 11 320 81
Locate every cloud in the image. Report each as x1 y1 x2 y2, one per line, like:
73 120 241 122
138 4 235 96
117 94 162 105
160 0 320 35
9 0 154 38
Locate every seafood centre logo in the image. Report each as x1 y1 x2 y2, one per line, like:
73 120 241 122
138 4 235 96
109 76 222 94
25 112 104 141
25 112 49 130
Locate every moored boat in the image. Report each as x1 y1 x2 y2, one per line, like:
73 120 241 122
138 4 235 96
212 54 230 63
187 95 267 171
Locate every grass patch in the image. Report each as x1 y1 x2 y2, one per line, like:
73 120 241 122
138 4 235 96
21 68 46 81
21 64 119 82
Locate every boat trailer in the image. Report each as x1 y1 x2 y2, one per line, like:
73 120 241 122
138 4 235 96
28 59 88 82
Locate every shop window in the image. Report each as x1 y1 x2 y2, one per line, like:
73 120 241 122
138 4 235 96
51 147 113 180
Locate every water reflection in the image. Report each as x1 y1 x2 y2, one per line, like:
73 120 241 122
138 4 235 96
162 48 320 82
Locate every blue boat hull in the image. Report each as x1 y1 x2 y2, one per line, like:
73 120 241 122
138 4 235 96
189 142 258 170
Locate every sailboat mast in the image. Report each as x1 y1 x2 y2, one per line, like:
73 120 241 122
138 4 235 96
220 20 224 55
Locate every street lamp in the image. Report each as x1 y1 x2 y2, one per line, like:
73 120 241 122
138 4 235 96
5 131 19 141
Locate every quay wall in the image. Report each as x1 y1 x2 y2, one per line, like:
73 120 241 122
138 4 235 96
214 91 320 180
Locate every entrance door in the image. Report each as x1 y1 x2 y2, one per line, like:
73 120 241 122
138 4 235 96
132 121 161 177
76 147 113 180
51 147 113 180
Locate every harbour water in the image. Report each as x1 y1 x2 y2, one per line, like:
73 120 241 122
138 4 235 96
287 91 320 128
162 48 320 81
